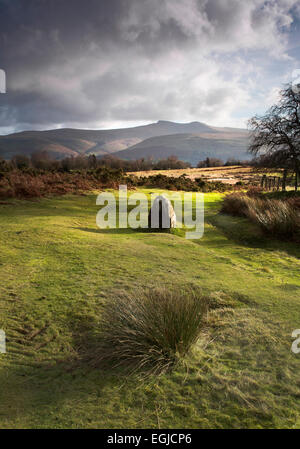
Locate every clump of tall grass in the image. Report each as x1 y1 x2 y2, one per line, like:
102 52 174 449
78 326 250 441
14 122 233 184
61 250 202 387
221 192 300 240
220 193 250 217
287 196 300 211
96 288 208 375
247 198 300 238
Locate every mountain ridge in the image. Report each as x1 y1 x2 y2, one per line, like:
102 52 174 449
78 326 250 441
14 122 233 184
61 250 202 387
0 120 250 164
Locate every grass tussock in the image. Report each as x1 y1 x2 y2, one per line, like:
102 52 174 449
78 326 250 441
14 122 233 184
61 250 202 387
220 192 250 217
247 198 300 237
221 192 300 240
96 288 209 375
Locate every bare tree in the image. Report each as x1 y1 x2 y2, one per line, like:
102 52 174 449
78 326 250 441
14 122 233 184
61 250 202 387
248 83 300 189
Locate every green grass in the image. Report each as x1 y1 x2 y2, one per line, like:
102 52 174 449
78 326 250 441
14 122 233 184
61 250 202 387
0 190 300 428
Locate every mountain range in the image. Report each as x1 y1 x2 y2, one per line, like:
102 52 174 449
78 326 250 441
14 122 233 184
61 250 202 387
0 120 250 166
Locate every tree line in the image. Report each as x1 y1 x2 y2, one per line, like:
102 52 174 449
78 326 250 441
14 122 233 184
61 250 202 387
0 151 252 174
0 152 192 173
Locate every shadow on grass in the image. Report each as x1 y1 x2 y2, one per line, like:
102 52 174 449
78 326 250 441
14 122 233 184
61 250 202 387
74 226 134 235
0 358 123 428
205 212 300 259
74 226 173 236
0 308 130 428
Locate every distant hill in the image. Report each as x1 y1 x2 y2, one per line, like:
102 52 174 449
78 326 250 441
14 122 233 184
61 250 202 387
113 130 250 166
0 120 250 164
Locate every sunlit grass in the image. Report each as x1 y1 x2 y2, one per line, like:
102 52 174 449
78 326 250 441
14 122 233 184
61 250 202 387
0 190 299 428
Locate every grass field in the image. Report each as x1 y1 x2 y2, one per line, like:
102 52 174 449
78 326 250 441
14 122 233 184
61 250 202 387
128 166 263 184
0 190 300 428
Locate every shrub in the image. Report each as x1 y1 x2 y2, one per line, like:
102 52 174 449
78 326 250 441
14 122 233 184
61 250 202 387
96 288 208 375
0 166 233 199
220 193 250 217
0 168 134 199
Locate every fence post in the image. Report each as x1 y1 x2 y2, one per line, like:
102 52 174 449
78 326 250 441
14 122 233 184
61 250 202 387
277 177 280 191
282 169 287 191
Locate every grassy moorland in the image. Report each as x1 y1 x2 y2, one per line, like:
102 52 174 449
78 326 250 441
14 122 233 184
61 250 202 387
0 190 300 428
129 166 278 185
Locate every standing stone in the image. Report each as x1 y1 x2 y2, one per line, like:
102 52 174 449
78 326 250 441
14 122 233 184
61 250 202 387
148 195 176 231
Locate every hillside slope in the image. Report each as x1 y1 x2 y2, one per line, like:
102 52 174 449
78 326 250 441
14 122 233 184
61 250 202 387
0 121 249 164
114 131 250 165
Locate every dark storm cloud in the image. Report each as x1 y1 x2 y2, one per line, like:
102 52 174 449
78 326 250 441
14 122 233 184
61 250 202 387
0 0 299 132
1 0 126 69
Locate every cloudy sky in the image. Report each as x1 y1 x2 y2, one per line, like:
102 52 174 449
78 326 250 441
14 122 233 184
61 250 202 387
0 0 300 134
